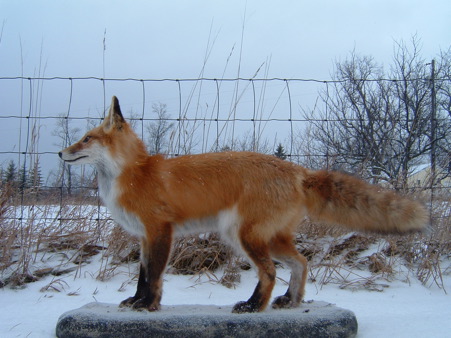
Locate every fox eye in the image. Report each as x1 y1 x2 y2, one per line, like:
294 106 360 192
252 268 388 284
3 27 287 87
82 136 91 143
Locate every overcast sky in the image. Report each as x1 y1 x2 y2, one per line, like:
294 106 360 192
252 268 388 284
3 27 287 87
1 0 450 80
0 0 450 175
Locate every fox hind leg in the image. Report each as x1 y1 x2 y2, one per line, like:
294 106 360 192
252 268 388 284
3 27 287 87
270 234 308 309
233 225 276 313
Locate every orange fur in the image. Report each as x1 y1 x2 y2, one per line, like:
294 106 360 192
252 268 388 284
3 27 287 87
59 96 428 313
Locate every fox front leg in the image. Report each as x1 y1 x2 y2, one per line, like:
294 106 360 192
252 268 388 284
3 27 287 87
119 228 172 311
119 264 152 309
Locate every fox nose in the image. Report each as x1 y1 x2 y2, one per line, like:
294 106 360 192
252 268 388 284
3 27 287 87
58 152 63 158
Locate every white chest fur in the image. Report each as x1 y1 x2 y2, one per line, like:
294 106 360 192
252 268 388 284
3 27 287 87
97 171 146 238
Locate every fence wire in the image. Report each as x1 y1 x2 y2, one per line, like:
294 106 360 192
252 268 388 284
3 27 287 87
0 76 449 227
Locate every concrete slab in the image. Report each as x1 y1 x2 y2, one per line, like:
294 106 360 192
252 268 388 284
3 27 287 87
56 301 358 338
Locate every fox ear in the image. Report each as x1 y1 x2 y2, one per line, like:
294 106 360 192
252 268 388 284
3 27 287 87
103 96 126 131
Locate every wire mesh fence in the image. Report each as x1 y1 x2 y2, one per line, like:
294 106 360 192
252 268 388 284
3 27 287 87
0 75 450 290
0 76 449 226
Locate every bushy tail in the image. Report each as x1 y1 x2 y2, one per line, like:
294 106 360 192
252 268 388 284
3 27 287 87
302 170 428 234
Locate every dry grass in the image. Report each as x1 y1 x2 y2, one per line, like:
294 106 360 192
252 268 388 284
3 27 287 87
296 215 447 292
170 234 231 275
0 188 112 287
0 185 449 294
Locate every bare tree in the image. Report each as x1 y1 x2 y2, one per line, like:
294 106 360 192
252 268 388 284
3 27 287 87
435 48 451 179
303 37 450 189
146 103 174 155
388 37 431 187
306 52 400 182
52 114 81 195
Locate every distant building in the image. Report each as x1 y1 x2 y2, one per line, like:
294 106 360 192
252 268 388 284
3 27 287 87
408 164 451 190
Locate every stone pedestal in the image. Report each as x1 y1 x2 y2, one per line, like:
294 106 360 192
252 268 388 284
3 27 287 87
56 301 358 338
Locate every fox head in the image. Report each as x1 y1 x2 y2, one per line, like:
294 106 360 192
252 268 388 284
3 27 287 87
59 96 146 168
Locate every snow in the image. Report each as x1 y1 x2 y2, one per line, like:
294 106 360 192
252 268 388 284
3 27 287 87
0 256 450 338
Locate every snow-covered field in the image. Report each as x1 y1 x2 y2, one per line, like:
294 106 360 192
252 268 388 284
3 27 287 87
1 254 450 338
1 203 450 337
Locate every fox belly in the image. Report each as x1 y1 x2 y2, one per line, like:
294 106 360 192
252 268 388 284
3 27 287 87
174 206 244 254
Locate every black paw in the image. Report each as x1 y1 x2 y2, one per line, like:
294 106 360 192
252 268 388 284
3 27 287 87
119 296 139 308
272 295 301 309
131 297 160 312
272 295 293 309
232 301 259 313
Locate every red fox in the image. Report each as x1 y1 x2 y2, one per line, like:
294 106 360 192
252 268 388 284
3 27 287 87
59 96 427 313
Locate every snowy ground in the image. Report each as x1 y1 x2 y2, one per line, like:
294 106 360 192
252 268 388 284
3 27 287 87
0 254 450 338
